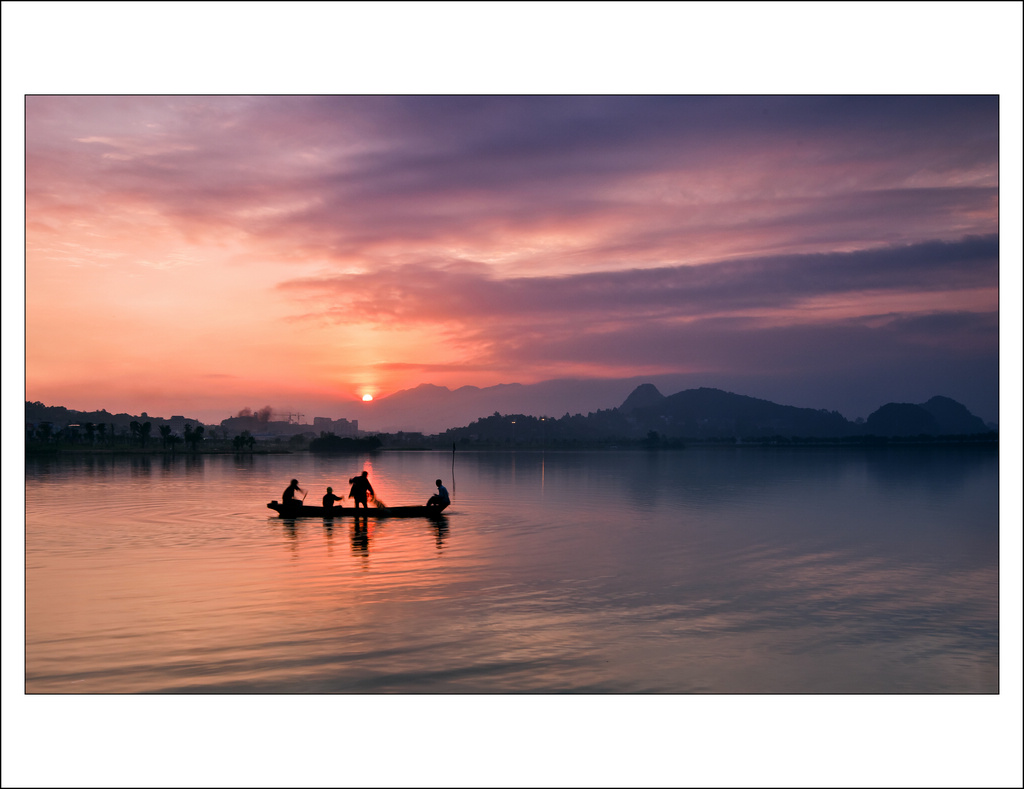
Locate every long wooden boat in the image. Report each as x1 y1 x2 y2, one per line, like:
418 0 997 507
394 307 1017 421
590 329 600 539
267 501 448 519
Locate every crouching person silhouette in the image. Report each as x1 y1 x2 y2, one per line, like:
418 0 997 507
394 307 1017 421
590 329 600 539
426 479 450 512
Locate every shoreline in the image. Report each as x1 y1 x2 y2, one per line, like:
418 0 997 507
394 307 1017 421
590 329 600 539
25 434 999 457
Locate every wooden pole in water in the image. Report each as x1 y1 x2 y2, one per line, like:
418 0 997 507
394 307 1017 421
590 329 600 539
451 442 456 499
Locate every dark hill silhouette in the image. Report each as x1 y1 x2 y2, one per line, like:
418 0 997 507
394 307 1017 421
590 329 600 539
864 403 941 437
620 383 666 412
615 386 993 442
621 387 854 440
862 396 989 437
919 396 989 434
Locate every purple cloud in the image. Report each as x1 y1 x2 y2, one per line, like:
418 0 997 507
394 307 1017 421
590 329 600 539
280 235 997 322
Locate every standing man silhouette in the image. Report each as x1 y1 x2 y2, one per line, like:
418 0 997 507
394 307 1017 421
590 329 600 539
348 470 375 510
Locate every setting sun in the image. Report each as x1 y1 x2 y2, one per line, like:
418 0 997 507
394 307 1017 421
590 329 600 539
362 394 373 402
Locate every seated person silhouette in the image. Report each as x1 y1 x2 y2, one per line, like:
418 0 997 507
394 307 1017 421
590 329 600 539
322 486 343 515
282 479 305 511
426 479 450 512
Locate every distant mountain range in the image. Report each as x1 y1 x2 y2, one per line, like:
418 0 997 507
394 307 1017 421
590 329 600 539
26 383 995 442
430 385 993 446
358 379 995 437
358 379 647 433
616 386 989 440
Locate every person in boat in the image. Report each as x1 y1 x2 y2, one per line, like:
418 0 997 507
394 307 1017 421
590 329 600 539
282 479 305 510
322 486 343 513
348 470 375 510
426 479 450 511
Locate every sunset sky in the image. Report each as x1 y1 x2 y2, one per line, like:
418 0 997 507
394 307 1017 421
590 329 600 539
23 94 1002 424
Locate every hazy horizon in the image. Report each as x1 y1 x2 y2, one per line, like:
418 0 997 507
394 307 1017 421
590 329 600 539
26 372 999 436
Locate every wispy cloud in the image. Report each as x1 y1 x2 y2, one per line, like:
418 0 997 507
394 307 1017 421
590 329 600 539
279 236 997 323
27 96 998 271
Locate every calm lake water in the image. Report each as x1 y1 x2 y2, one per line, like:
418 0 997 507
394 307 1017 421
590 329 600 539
24 446 999 693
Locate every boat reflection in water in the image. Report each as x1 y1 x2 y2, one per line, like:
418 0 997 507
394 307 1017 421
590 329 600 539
275 511 451 556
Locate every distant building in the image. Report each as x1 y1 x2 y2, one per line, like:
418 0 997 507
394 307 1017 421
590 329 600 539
218 415 319 439
217 414 359 440
313 416 359 437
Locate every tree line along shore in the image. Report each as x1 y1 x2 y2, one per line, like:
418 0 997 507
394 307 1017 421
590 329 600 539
26 418 996 456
